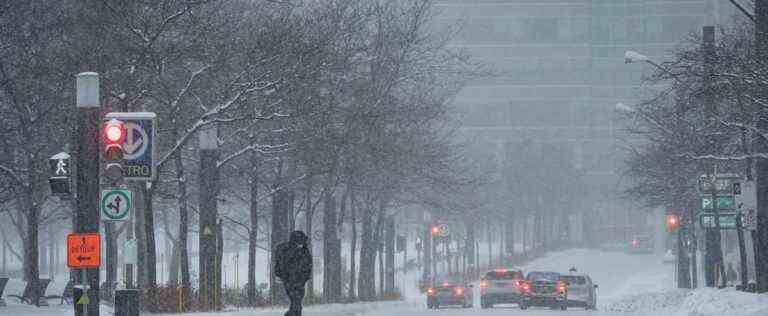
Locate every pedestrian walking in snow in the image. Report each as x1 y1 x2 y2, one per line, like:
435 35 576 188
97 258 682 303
274 230 313 316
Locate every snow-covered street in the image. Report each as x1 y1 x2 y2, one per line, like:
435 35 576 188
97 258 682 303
5 249 768 316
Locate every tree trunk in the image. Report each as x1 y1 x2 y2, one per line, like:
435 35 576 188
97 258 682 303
465 219 475 278
24 194 40 305
270 188 290 304
373 202 386 298
247 156 258 305
305 183 315 302
216 220 224 308
144 184 158 291
505 211 515 262
167 241 180 286
323 191 341 303
385 217 395 295
487 223 492 267
134 182 146 289
357 204 375 301
39 228 48 278
174 150 191 295
348 191 357 301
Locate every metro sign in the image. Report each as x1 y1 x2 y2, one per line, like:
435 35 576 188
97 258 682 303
67 233 101 269
104 112 157 181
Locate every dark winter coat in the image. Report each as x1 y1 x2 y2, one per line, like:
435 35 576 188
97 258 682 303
274 230 313 287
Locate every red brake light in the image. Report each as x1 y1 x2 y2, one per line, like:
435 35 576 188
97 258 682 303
520 282 530 292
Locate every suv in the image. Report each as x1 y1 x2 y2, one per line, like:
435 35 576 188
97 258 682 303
480 269 525 308
559 274 597 310
519 271 567 310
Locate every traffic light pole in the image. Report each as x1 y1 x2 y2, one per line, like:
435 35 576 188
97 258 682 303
74 72 101 316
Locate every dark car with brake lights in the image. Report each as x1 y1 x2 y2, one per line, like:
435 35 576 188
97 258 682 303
425 275 473 309
519 271 568 310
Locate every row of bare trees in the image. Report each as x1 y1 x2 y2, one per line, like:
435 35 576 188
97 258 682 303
620 6 768 291
0 0 492 310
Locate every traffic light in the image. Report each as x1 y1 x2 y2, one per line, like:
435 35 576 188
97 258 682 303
666 214 681 232
102 119 125 180
430 226 440 236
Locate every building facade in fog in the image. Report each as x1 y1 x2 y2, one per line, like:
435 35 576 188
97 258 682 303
437 0 737 242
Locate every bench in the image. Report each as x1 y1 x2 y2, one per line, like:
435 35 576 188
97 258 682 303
0 277 8 306
7 278 52 306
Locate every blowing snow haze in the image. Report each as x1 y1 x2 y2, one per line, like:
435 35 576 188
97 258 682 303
1 1 768 316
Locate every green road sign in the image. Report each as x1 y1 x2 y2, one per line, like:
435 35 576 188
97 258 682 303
700 212 741 229
700 196 736 211
100 189 132 221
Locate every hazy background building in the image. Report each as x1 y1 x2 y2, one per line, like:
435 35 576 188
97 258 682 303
436 0 738 243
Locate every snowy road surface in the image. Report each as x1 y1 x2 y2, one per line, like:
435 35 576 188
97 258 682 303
4 249 768 316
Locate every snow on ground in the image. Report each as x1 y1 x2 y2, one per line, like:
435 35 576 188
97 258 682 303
3 248 768 316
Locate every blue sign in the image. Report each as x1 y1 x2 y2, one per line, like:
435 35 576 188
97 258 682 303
105 112 156 181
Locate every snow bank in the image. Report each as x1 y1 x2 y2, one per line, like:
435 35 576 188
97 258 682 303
604 287 768 316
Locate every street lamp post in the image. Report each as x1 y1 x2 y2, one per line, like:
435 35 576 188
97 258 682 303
625 51 684 85
75 72 101 316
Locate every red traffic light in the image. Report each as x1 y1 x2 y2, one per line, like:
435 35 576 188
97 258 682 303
431 226 440 236
103 119 126 144
666 214 680 232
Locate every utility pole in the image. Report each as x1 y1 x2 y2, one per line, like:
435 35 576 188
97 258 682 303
198 126 220 311
74 72 101 316
754 0 768 293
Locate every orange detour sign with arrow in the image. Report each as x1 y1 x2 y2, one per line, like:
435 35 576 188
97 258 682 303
67 233 101 269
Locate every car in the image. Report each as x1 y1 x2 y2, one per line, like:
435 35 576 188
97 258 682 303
479 268 525 308
519 271 568 310
559 273 597 310
627 234 654 254
426 276 473 309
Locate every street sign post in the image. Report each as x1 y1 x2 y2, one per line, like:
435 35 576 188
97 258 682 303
104 112 156 181
100 189 132 221
700 213 741 229
67 233 101 269
49 152 71 194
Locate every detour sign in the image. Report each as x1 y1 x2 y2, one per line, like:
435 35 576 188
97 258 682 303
67 233 101 269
